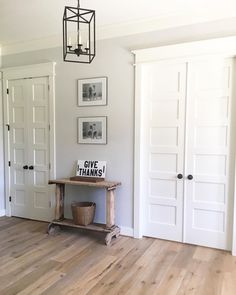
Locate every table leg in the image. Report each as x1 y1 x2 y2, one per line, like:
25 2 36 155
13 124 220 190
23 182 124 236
55 184 65 220
106 188 115 229
105 226 121 245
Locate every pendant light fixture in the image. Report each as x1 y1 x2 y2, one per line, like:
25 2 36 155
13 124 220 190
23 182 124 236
63 0 96 63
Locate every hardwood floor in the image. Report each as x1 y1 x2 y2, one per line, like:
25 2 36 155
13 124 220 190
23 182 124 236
0 217 236 295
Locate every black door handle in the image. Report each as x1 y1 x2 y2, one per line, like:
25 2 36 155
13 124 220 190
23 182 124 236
177 174 183 179
187 174 193 180
23 165 28 170
29 165 34 170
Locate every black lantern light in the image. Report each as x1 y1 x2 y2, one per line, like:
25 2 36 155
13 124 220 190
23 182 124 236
63 0 96 63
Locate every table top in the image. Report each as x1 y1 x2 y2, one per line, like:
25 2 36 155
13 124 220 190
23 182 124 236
48 178 121 190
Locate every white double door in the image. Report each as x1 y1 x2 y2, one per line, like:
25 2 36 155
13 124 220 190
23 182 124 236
142 57 234 250
8 77 53 221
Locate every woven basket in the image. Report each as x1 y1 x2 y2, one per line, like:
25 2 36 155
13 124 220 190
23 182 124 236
71 202 96 226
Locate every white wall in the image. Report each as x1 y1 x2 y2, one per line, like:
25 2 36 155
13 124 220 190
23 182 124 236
2 21 236 230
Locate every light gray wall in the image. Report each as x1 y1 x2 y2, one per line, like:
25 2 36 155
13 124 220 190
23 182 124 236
2 40 134 227
2 19 236 228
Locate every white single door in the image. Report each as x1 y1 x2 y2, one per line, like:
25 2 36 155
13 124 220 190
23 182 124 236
142 61 187 242
9 79 31 219
9 77 53 222
184 58 234 250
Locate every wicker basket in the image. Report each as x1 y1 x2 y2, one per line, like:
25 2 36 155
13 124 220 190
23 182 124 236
71 202 96 226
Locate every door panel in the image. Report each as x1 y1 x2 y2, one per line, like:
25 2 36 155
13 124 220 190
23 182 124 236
9 79 30 218
28 77 52 221
142 61 187 242
185 58 233 250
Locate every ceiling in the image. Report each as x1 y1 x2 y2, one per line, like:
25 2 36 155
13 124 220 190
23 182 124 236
1 0 236 46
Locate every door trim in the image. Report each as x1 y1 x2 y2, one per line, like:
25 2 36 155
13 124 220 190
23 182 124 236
1 62 56 217
133 36 236 255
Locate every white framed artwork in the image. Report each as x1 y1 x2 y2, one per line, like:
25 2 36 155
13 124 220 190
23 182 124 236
78 77 107 106
77 116 107 144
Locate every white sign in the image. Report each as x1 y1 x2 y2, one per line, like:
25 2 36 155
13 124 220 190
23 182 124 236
76 160 106 178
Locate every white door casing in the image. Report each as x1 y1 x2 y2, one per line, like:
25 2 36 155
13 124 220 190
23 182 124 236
134 38 236 253
137 57 235 250
141 60 187 242
1 62 56 221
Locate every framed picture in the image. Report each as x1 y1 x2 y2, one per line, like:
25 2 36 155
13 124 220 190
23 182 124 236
78 77 107 106
77 116 107 144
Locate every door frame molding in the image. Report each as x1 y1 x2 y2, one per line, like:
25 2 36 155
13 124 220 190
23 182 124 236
132 36 236 255
0 62 56 217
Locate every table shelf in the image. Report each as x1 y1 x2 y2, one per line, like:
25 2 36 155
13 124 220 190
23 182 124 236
50 219 113 233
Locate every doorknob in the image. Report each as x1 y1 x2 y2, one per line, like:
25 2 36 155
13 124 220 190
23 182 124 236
29 165 34 170
23 165 28 170
187 174 193 180
177 174 183 179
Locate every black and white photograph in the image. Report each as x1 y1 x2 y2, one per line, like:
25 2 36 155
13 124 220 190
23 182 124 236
77 116 107 144
78 77 107 106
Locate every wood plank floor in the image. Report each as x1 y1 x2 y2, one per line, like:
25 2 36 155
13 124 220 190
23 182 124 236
0 217 236 295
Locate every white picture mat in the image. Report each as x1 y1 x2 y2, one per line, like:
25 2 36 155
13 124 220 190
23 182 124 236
77 116 107 144
78 77 107 106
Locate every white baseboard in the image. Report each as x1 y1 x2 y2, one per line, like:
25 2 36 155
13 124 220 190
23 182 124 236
0 209 6 217
120 226 134 237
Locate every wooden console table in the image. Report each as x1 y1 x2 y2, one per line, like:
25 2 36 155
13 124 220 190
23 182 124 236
48 178 121 245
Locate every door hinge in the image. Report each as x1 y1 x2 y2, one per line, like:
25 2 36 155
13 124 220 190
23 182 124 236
49 125 50 131
48 85 50 91
49 163 51 170
6 88 9 95
9 196 12 202
8 161 11 167
6 124 10 131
